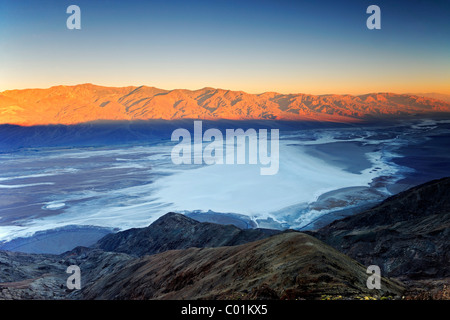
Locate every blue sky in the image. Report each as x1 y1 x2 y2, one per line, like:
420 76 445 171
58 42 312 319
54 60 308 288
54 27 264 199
1 0 449 94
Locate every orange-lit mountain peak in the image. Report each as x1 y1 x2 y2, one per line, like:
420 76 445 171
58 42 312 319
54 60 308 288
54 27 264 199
0 84 449 126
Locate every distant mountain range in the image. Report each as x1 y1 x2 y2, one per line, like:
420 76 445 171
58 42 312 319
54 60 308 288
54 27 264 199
1 84 450 125
412 93 450 103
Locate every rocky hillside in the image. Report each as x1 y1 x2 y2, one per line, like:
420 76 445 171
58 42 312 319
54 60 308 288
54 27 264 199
0 248 133 300
1 84 450 125
0 213 403 300
314 177 450 298
95 212 280 257
79 232 403 300
1 178 449 300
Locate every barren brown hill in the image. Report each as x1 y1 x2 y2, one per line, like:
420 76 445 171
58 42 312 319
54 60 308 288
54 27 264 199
95 212 281 257
78 232 403 300
1 84 449 125
314 177 450 299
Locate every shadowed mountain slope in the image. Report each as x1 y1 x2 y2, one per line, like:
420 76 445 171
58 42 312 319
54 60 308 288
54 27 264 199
2 177 449 300
80 231 403 300
314 177 450 280
95 212 281 257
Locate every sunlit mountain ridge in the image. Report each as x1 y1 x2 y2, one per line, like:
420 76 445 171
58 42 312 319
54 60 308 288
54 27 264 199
1 84 450 126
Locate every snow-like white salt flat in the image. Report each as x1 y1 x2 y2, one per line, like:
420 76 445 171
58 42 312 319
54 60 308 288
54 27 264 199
0 132 398 242
0 182 55 188
151 138 393 221
2 118 448 245
43 202 66 210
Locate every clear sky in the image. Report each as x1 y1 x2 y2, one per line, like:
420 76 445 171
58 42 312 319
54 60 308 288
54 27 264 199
1 0 449 95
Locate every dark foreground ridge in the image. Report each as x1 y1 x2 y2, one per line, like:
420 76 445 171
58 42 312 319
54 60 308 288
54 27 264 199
81 232 403 300
0 178 449 300
95 212 281 257
314 177 450 299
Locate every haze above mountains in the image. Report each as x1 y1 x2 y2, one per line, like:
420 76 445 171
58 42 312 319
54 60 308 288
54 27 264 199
1 84 450 126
